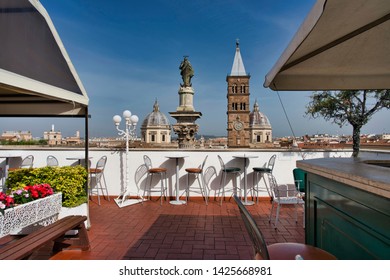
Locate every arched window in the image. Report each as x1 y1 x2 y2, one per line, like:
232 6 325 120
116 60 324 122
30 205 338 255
240 84 246 93
232 84 237 93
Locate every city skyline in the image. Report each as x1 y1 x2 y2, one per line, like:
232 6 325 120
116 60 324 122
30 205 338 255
1 0 388 138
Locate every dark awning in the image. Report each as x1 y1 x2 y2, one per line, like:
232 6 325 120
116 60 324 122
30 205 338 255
264 0 390 91
0 0 89 116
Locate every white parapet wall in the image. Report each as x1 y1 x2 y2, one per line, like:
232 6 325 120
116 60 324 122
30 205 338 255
0 147 363 199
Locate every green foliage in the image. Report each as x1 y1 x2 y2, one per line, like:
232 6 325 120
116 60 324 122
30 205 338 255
306 90 390 157
306 90 390 127
6 166 88 207
0 139 48 145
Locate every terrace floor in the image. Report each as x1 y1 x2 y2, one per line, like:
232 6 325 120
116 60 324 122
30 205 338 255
30 196 305 260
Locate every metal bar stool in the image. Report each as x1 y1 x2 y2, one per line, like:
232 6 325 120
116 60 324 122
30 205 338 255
142 155 167 205
46 155 59 167
217 155 241 205
252 154 276 203
185 155 208 204
89 156 110 205
8 155 34 172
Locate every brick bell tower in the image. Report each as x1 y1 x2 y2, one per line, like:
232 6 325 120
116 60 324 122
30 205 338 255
227 40 250 148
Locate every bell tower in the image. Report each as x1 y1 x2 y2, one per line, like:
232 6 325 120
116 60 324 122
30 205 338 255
227 40 250 148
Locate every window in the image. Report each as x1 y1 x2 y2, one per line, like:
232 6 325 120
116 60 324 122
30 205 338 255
151 135 155 142
232 84 237 93
240 84 245 93
162 134 166 142
257 135 261 142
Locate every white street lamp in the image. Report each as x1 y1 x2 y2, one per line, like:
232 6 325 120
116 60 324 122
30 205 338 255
113 110 143 207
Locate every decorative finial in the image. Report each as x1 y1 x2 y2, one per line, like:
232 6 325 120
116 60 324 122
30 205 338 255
236 38 240 48
254 99 259 111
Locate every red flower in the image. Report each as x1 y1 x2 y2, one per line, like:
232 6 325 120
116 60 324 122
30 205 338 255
0 184 54 213
0 192 6 200
5 196 14 207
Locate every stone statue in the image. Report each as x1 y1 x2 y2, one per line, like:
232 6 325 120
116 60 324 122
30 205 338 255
179 56 194 87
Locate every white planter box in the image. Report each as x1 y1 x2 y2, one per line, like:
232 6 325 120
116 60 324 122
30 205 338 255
59 202 89 229
0 193 62 237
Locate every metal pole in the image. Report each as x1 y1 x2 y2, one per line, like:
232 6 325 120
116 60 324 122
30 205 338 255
85 107 91 228
112 111 141 207
125 121 129 198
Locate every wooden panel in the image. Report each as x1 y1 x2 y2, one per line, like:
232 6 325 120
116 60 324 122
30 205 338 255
306 173 390 260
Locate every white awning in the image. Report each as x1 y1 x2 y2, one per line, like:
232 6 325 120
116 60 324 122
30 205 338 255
0 0 89 116
264 0 390 91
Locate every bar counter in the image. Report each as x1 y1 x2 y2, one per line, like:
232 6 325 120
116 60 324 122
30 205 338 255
297 157 390 260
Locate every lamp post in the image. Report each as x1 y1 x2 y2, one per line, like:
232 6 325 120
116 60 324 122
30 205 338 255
113 110 143 207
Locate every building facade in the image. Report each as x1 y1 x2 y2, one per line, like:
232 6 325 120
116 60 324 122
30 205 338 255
249 100 272 145
226 41 250 148
64 131 82 145
1 131 32 142
43 125 62 145
141 100 171 145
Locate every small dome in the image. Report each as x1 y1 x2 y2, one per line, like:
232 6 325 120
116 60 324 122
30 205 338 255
249 100 271 127
141 100 170 127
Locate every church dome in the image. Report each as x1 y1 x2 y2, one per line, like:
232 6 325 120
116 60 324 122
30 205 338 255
141 100 170 127
249 100 271 127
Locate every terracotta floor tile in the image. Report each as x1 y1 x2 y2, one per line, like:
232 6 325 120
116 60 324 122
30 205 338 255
23 196 305 260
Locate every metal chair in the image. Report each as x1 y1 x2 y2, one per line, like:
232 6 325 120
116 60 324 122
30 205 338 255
252 154 276 202
89 156 110 205
185 155 208 204
142 155 167 205
8 155 34 171
267 173 304 229
233 195 336 260
21 155 34 168
217 155 241 205
201 166 217 205
46 155 59 167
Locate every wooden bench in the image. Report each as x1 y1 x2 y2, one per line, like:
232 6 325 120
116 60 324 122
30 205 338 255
0 215 90 260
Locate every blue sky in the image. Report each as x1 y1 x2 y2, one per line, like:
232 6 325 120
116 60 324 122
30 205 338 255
3 0 389 138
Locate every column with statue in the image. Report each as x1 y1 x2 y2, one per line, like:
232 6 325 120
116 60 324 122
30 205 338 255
170 56 202 149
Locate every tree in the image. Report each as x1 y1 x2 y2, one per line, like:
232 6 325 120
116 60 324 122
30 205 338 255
306 90 390 157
